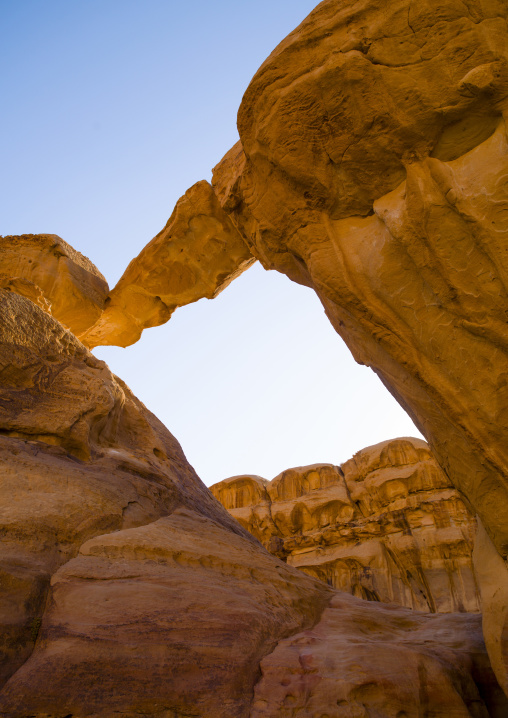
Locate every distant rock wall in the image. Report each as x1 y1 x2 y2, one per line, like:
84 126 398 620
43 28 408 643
211 438 480 614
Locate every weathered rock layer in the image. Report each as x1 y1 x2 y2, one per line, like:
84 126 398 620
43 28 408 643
0 233 108 335
81 181 256 348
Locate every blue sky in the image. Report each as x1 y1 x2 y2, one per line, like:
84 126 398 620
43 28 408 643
1 0 422 485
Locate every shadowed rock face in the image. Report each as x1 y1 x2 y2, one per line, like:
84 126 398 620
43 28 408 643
211 438 480 614
0 290 332 715
251 592 507 718
214 1 508 687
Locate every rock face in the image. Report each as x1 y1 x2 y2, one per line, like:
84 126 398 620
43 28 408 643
51 0 508 580
473 520 508 699
211 438 480 614
81 181 255 348
252 592 507 718
0 233 108 335
3 0 508 712
0 507 330 718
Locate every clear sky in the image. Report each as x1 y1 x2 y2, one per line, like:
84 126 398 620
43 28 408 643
1 0 422 486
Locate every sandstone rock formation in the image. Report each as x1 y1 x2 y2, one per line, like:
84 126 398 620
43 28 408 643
474 520 508 698
211 438 480 614
252 592 507 718
81 181 256 348
0 233 108 335
216 1 508 688
56 0 508 580
1 289 506 716
3 0 508 712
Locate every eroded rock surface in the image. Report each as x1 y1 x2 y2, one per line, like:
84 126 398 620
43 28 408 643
1 288 505 717
0 288 253 687
252 592 507 718
211 438 480 614
215 1 508 685
474 519 508 698
3 0 508 712
57 0 508 577
0 233 108 335
81 181 255 348
0 508 329 718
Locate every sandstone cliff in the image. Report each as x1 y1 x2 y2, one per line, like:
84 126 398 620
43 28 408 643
211 438 480 614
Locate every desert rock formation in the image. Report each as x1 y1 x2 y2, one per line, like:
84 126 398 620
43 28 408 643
223 0 508 567
252 592 507 718
219 1 508 687
63 0 508 575
211 438 480 614
0 288 331 715
3 0 508 713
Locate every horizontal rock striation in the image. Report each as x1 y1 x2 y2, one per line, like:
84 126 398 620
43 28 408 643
211 438 480 614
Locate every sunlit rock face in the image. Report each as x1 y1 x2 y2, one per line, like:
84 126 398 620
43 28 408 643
211 438 480 614
24 0 507 577
0 233 108 335
214 1 508 687
81 180 256 349
2 0 508 712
